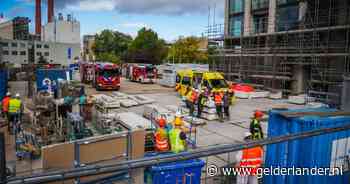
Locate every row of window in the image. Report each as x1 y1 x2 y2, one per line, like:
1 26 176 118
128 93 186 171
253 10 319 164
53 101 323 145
3 51 26 56
229 0 299 14
228 4 299 36
2 50 49 56
0 42 50 49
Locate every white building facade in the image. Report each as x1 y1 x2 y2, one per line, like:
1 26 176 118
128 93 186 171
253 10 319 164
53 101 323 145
0 38 80 67
41 18 81 44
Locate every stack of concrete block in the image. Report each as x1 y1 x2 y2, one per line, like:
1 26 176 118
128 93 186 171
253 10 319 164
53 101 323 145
143 104 174 123
200 98 218 120
250 91 270 98
119 99 139 107
269 91 283 99
235 90 270 99
129 95 155 105
183 116 207 126
111 92 129 100
288 94 306 105
96 94 121 109
116 112 152 130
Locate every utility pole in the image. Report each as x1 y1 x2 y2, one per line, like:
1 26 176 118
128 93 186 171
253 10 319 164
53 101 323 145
0 132 6 183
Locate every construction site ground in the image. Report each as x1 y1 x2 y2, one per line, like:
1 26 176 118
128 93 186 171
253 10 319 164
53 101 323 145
85 78 304 169
5 78 305 180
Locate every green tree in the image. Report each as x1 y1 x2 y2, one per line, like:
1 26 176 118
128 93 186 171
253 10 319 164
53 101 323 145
93 29 133 63
167 36 208 63
128 27 168 64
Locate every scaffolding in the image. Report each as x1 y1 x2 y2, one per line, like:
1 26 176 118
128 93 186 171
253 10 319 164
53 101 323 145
208 0 350 106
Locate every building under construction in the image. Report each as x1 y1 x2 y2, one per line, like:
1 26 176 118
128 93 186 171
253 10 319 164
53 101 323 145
209 0 350 106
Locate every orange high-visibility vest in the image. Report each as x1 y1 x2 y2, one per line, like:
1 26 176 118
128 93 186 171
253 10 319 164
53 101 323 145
214 94 223 105
155 132 169 152
191 91 198 102
239 146 263 175
2 96 10 112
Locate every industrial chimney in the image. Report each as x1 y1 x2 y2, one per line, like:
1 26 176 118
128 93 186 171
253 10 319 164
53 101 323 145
35 0 41 35
48 0 54 23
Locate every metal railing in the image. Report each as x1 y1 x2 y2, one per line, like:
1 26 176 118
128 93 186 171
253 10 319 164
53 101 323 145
4 123 350 184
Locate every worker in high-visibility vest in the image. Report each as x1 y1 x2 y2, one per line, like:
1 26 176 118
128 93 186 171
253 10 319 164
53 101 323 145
154 118 170 152
2 92 11 117
2 92 11 132
197 87 207 118
8 93 22 135
186 88 198 117
250 111 264 140
214 91 224 122
236 132 263 184
169 116 186 153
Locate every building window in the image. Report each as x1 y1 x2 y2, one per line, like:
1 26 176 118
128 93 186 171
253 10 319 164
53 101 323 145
20 51 26 55
36 44 42 49
12 51 18 55
11 42 18 47
252 0 269 10
277 0 298 6
0 42 9 47
44 44 49 49
3 50 9 55
44 52 50 56
20 43 26 48
277 5 299 31
230 0 244 13
229 15 244 36
36 52 42 56
253 16 268 33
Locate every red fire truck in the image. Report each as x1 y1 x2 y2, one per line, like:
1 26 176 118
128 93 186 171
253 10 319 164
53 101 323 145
129 64 157 83
93 63 121 90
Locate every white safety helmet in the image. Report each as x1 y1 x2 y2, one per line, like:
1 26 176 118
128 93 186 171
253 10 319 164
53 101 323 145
15 93 20 98
6 92 11 96
244 132 252 138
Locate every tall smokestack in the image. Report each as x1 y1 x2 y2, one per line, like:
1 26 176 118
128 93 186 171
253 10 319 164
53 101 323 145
35 0 42 35
48 0 54 23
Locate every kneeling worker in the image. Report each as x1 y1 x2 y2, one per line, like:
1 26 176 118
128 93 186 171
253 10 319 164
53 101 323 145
169 117 187 153
154 118 169 152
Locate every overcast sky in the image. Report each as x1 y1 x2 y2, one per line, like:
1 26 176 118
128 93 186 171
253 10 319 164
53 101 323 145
1 0 224 41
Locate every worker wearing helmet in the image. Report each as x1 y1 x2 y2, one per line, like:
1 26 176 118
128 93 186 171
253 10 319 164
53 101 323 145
250 111 264 140
155 118 170 152
186 88 198 117
214 91 224 122
169 116 187 153
236 132 263 184
8 93 23 135
197 87 207 118
2 92 11 132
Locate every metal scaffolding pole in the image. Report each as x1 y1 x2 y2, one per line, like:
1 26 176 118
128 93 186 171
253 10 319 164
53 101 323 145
0 132 6 183
6 123 350 184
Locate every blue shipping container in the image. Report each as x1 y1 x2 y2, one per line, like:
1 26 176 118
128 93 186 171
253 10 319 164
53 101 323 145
0 70 8 100
36 69 72 92
146 158 205 184
264 108 350 184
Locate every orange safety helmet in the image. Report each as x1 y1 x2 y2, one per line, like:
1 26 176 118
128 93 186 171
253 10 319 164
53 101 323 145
254 110 264 118
158 118 166 128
